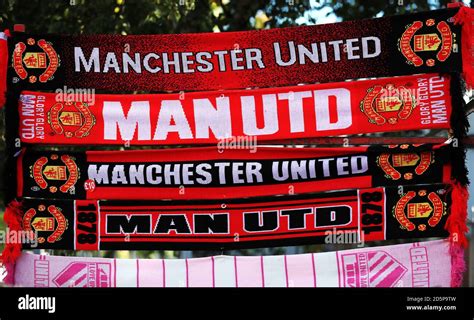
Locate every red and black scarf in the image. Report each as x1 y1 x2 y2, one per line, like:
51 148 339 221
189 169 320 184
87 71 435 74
4 7 473 93
14 183 453 250
15 73 456 146
17 144 452 200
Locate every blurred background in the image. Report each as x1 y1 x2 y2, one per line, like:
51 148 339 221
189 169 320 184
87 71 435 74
0 0 473 286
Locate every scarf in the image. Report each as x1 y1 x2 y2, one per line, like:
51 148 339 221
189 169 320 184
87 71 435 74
3 7 473 95
6 240 463 287
16 144 452 200
16 73 456 146
7 183 453 251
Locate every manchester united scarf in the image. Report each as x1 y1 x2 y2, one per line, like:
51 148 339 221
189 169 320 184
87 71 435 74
16 144 452 200
5 240 464 287
6 183 455 250
16 73 456 146
3 7 473 95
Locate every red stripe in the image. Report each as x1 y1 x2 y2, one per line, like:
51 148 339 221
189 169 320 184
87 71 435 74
370 260 395 285
162 260 166 288
234 256 238 288
376 265 406 287
312 254 317 287
185 258 189 288
113 259 117 287
368 253 387 271
85 177 372 201
211 256 215 288
136 259 140 288
53 263 86 287
74 272 87 287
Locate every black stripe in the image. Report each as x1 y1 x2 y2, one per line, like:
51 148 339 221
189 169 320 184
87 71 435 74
100 226 359 239
100 198 358 212
102 189 358 206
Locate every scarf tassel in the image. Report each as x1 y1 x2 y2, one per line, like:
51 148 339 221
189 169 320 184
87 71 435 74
445 181 469 287
1 200 23 285
450 243 466 287
445 182 469 248
453 6 474 89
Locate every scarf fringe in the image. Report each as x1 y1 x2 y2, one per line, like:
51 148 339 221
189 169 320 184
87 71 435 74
1 200 23 285
0 30 9 109
449 73 469 186
450 243 466 287
445 182 469 248
453 6 474 89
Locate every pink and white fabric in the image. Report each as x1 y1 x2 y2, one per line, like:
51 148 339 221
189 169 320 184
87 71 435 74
9 240 461 287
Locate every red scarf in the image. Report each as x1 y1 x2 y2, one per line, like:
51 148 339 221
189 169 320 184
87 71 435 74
4 7 473 94
15 184 452 251
17 73 453 145
17 144 451 200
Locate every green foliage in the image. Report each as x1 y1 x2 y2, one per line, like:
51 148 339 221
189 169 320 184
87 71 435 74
1 0 467 34
0 0 311 34
318 0 441 20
